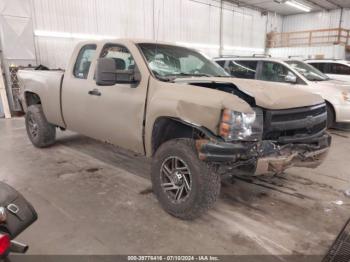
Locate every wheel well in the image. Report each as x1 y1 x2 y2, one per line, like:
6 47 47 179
25 92 41 106
151 117 208 155
325 101 336 120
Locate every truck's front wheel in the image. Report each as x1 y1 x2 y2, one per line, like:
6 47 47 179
151 138 220 220
25 105 56 148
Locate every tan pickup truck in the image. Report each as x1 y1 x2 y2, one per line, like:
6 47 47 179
18 39 331 220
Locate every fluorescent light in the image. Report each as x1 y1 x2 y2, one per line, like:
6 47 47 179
223 46 265 52
34 30 115 40
285 0 311 12
176 42 220 49
176 42 264 53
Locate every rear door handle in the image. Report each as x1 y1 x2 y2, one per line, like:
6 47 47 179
88 89 101 96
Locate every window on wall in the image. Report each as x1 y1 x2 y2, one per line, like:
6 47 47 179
100 44 136 70
228 61 257 79
73 44 97 79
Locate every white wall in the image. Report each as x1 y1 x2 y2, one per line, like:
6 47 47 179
282 9 343 32
268 44 346 59
30 0 282 68
285 8 350 32
268 8 350 60
0 0 36 111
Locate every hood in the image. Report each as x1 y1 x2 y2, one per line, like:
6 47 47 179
315 79 350 92
174 77 324 110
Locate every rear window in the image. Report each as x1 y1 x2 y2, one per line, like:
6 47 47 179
329 63 350 75
228 60 257 79
308 62 350 75
73 44 97 79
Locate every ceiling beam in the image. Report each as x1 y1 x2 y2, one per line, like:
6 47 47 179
302 0 331 10
223 0 270 13
323 0 343 8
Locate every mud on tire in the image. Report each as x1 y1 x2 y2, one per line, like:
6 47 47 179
25 105 56 148
151 138 221 220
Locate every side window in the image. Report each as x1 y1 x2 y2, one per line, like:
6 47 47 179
309 63 324 72
329 63 350 75
100 44 135 70
215 60 226 68
259 62 296 83
73 44 97 79
228 60 257 79
311 63 331 74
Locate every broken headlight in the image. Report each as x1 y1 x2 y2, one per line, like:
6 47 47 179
219 108 263 141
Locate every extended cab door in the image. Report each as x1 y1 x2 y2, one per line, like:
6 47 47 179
61 42 148 154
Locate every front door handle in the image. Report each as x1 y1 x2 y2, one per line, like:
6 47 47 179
88 89 101 96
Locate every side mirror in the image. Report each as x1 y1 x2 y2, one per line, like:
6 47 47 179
285 72 297 84
96 58 141 86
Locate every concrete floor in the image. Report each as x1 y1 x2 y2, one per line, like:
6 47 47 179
0 117 350 256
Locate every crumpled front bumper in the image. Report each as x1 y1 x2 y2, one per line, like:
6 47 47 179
196 132 331 175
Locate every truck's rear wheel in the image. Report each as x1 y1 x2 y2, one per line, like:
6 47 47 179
25 105 56 148
151 138 220 220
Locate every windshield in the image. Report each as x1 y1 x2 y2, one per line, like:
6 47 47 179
285 60 329 81
138 43 229 80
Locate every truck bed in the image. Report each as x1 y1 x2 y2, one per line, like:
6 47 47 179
18 69 65 128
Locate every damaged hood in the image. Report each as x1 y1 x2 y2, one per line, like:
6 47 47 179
174 77 324 110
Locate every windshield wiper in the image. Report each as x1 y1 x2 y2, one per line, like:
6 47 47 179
169 72 213 78
156 75 174 82
308 78 329 81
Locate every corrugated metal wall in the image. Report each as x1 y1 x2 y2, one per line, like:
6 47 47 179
268 44 345 59
282 8 350 33
282 9 343 32
0 0 36 111
267 8 350 59
31 0 282 68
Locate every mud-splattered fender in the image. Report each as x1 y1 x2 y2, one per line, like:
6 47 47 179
144 78 254 156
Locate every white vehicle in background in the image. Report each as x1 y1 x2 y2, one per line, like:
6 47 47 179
305 60 350 83
214 57 350 128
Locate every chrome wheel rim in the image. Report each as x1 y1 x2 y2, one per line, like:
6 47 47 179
160 156 192 203
27 114 39 138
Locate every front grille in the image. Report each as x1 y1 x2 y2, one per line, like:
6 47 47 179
271 104 326 122
323 219 350 262
263 103 327 143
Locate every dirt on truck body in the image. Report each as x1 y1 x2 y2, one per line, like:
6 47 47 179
17 39 331 220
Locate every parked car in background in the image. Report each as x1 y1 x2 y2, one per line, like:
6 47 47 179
17 40 331 220
214 57 350 127
305 59 350 82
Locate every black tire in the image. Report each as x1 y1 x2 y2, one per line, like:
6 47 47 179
25 105 56 148
151 138 221 220
326 103 335 129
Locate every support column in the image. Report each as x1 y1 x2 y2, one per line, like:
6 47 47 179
0 63 11 118
219 0 223 57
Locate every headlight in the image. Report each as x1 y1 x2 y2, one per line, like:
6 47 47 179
219 108 263 141
342 91 350 102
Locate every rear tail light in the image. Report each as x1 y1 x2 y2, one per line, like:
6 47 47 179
0 234 10 256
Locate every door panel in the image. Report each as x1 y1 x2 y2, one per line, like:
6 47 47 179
62 43 148 154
